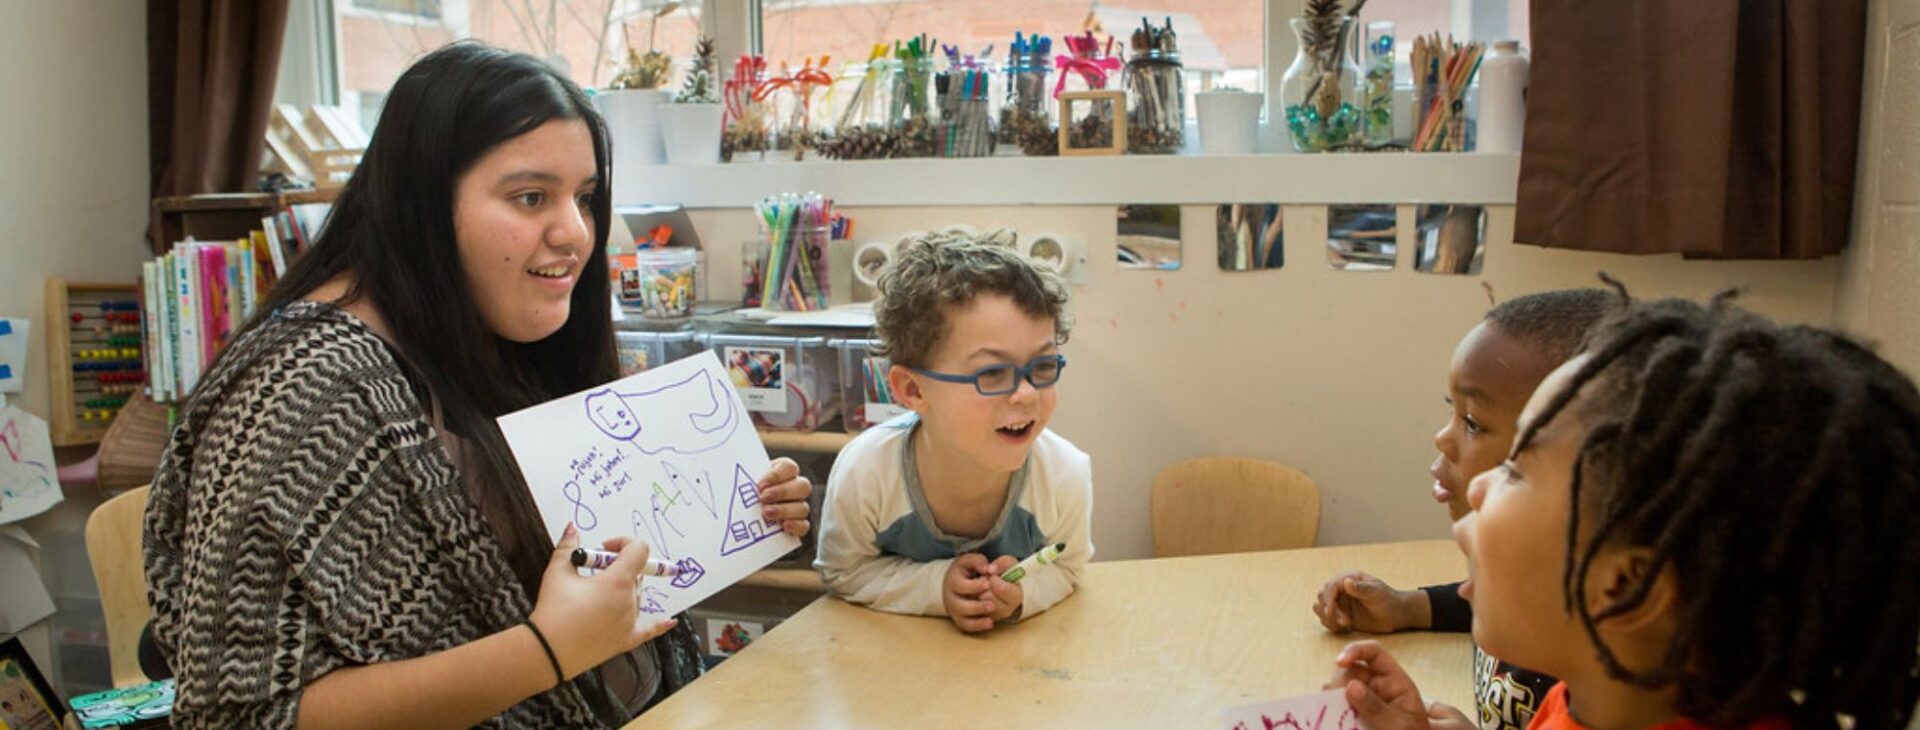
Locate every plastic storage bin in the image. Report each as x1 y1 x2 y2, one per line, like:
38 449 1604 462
831 338 911 432
614 331 702 377
705 334 840 432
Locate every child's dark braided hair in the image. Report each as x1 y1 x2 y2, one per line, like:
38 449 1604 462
1513 276 1920 727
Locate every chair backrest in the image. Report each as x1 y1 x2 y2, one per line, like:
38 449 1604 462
1150 457 1321 557
85 485 152 688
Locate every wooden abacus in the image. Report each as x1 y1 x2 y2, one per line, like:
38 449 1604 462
45 279 144 446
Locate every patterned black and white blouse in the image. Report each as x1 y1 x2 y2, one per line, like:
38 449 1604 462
144 301 702 728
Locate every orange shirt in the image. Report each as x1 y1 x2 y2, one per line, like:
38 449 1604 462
1527 683 1791 730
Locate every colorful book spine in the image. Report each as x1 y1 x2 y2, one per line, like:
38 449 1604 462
172 246 200 396
197 244 226 364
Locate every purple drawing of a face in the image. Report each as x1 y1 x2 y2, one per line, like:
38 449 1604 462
586 389 640 439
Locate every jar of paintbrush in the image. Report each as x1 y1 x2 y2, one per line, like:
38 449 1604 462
1125 17 1186 154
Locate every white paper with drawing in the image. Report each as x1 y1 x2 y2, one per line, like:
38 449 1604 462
499 351 799 618
1219 689 1370 730
1 406 63 524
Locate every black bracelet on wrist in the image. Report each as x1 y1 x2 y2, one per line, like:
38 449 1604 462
524 619 566 689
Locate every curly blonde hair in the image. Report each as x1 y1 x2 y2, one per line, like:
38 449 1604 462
872 231 1072 369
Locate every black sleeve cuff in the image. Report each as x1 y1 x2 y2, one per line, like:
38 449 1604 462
1422 581 1473 633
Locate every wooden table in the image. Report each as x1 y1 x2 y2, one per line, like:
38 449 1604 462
629 540 1473 728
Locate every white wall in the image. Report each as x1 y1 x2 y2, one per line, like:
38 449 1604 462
1837 0 1920 378
0 4 152 419
689 204 1839 561
0 2 150 681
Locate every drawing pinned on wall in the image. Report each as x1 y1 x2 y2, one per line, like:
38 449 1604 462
584 366 740 455
502 351 801 619
1219 689 1367 730
0 406 62 524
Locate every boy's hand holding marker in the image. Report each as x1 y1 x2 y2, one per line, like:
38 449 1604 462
942 544 1066 633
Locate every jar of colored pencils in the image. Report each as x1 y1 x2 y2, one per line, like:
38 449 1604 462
634 247 697 319
754 192 835 312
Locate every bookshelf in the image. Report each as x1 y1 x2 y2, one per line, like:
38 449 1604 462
149 189 339 256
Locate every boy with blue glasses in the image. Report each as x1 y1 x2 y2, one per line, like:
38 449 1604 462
814 232 1093 633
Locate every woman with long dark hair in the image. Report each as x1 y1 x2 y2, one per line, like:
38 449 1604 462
144 42 813 728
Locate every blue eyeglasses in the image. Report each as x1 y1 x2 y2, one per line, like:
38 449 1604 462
912 355 1068 396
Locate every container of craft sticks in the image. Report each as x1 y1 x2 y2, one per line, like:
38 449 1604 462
632 247 697 319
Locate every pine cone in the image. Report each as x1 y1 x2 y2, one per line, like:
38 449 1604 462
1008 109 1059 156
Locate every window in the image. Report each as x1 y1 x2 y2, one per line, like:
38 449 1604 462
351 0 443 21
333 0 706 131
301 0 1528 139
1360 0 1529 67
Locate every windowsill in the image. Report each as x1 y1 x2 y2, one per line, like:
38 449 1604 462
613 151 1519 209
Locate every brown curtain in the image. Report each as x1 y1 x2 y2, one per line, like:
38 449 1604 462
1514 1 1868 259
148 0 291 199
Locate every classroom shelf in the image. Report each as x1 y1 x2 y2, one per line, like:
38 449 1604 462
738 567 827 593
613 152 1520 209
756 428 855 454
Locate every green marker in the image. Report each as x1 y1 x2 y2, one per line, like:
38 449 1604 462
1000 543 1066 584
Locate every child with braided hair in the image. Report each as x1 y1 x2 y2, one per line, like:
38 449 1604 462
1331 285 1920 729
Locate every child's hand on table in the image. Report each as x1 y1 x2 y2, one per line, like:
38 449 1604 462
1312 571 1426 634
756 457 813 538
943 553 998 632
984 555 1025 623
1324 640 1475 730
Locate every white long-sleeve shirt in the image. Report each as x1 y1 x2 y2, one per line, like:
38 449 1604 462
813 415 1094 619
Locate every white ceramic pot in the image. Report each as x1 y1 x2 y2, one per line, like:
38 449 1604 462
1195 90 1264 155
597 88 671 173
661 103 724 165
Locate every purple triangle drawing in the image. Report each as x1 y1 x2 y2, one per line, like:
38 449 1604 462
719 464 780 556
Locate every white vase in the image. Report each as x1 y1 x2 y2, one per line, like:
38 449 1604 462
597 88 671 176
1477 41 1527 154
1195 91 1263 154
661 103 724 165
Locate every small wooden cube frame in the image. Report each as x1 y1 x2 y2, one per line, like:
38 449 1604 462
1057 90 1128 157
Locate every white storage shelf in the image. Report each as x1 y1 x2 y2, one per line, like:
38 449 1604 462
613 152 1520 209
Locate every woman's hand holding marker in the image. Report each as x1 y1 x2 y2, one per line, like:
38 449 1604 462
528 524 677 682
757 457 814 538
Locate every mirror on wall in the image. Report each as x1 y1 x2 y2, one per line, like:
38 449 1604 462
1217 204 1284 271
1117 205 1182 270
1413 205 1487 275
1327 204 1397 271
